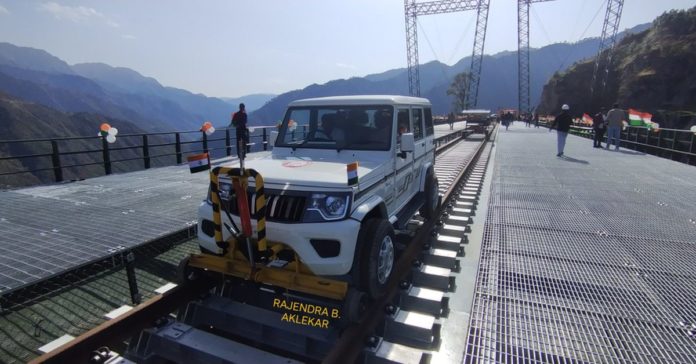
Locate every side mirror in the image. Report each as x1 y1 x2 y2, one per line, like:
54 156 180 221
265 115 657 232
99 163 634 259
400 132 415 153
269 130 279 148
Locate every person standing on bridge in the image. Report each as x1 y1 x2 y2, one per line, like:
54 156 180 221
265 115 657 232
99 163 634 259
230 103 249 158
592 108 606 148
447 112 455 130
605 103 625 151
550 104 572 157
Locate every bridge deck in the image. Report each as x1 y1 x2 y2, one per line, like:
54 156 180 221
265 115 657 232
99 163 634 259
465 125 696 363
0 122 469 296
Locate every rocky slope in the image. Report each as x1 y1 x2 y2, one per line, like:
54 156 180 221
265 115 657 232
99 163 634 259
537 7 696 129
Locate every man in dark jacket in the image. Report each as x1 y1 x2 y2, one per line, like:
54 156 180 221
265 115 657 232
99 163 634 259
592 108 606 148
549 104 572 157
230 103 248 158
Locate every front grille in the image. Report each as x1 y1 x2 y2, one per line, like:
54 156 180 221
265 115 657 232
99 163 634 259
221 188 306 223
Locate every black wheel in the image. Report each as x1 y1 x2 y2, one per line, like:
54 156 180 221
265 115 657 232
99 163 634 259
419 171 439 220
176 256 197 285
356 219 395 299
344 288 368 323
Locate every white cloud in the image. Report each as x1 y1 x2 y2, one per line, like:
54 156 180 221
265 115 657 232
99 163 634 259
121 34 136 40
107 20 120 28
0 5 9 15
38 2 104 23
336 63 357 70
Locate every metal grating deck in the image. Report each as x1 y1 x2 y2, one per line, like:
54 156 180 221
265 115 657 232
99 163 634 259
465 126 696 363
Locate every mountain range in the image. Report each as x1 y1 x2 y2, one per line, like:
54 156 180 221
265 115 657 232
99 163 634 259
250 23 651 124
0 42 275 133
0 23 649 135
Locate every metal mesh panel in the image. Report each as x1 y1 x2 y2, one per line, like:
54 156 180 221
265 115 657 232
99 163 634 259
0 164 207 293
465 127 696 364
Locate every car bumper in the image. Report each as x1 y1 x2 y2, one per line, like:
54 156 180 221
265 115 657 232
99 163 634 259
197 201 361 276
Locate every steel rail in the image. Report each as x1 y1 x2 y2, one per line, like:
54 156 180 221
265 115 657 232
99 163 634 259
322 129 492 364
30 278 216 364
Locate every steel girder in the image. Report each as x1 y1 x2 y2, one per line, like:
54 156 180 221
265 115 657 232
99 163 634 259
404 0 489 104
591 0 625 96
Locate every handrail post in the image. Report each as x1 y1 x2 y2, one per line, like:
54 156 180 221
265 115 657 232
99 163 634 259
225 129 231 156
101 136 112 175
175 132 182 164
142 134 151 169
689 133 695 165
657 129 663 157
202 132 208 154
50 140 63 182
263 128 268 151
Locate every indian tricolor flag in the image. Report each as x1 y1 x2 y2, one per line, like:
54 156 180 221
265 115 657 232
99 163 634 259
628 108 652 126
582 113 593 125
347 162 359 186
187 153 210 173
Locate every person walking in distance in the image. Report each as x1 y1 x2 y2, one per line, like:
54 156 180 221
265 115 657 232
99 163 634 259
549 104 572 157
533 112 540 128
447 112 455 130
592 108 606 148
605 103 625 151
230 103 248 158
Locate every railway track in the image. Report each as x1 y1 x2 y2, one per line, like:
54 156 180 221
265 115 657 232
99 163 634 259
325 132 495 364
33 127 495 364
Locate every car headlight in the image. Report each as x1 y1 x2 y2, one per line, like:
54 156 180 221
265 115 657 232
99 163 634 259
304 193 351 222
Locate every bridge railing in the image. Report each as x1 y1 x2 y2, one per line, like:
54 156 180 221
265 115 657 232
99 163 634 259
564 124 696 165
0 124 471 187
0 126 279 186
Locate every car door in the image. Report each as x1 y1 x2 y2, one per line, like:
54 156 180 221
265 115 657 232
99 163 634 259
410 106 426 197
394 107 414 210
424 107 435 157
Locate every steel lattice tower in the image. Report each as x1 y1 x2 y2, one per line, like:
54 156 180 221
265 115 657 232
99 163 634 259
405 1 420 97
591 0 625 96
466 1 490 109
517 0 531 116
404 0 489 106
517 0 553 116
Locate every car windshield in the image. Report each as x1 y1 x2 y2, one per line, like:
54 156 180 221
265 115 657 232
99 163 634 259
276 105 393 151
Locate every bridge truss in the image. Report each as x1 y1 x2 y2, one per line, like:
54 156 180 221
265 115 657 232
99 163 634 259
591 0 625 97
518 0 625 115
404 0 490 109
517 0 554 116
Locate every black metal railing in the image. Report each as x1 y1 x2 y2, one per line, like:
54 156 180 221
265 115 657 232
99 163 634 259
0 126 280 186
563 124 696 165
0 124 473 188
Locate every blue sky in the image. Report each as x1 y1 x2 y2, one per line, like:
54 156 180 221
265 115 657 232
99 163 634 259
0 0 693 98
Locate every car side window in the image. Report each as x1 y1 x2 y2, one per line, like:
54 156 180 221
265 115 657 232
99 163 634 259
411 108 423 140
397 109 410 136
424 108 434 136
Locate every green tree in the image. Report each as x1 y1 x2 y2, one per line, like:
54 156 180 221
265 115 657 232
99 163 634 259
447 72 470 112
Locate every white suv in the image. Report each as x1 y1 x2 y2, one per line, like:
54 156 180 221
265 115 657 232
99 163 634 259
197 95 438 297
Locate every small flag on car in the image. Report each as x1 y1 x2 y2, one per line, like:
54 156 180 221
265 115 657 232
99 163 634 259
347 162 359 186
188 153 210 173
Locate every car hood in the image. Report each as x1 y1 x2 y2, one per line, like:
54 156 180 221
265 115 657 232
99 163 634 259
236 156 385 190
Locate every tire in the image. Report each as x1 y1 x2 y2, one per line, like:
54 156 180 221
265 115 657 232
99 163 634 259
419 171 439 220
176 256 195 285
344 288 368 323
356 218 395 299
